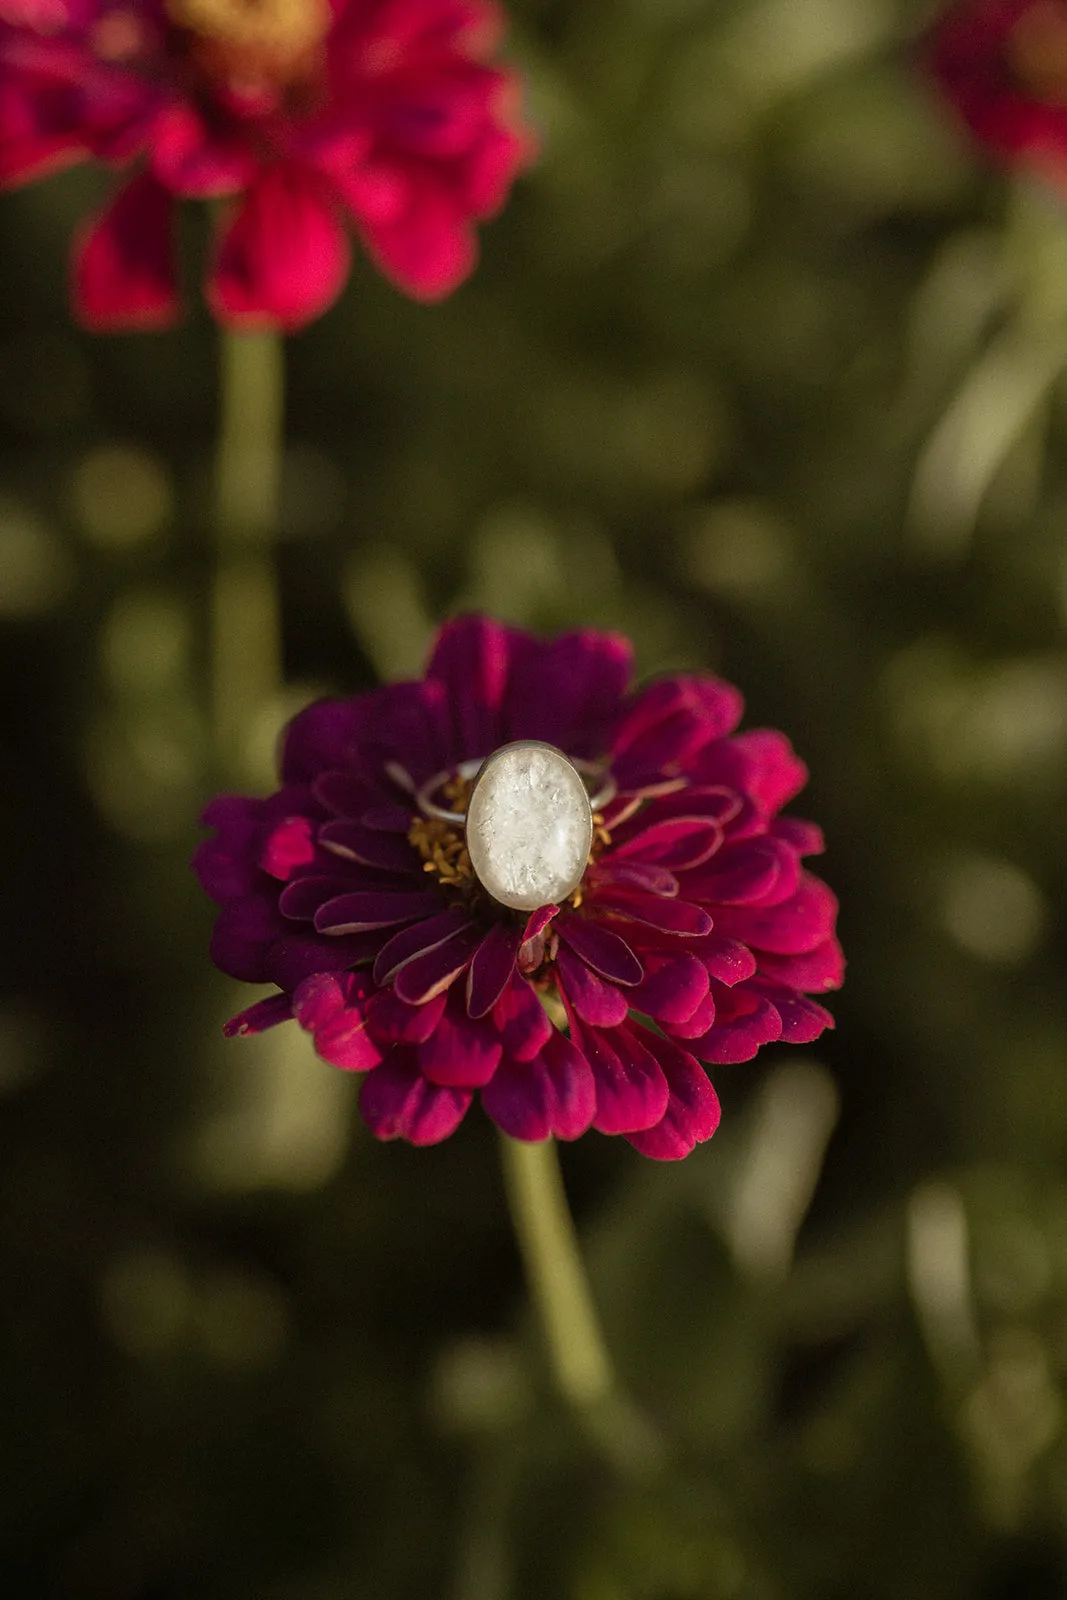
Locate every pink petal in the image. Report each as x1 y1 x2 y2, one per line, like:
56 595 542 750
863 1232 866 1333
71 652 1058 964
625 1034 721 1161
260 815 317 881
314 888 443 934
359 1050 471 1144
264 931 379 989
730 729 808 815
492 975 553 1060
630 953 710 1025
149 100 254 196
466 920 519 1018
611 814 724 872
418 1004 502 1087
365 988 447 1044
684 837 798 908
555 945 630 1027
73 173 180 332
209 894 286 983
592 893 712 938
209 165 351 332
555 915 643 985
348 174 477 301
373 906 475 985
689 983 783 1065
318 820 421 875
222 993 294 1037
482 1029 596 1142
756 938 845 994
569 1018 670 1135
392 923 482 1004
503 627 634 754
293 972 383 1071
711 872 838 956
425 614 512 758
750 980 835 1044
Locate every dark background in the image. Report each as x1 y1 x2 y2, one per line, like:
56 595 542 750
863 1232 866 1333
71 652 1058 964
6 1 1067 1594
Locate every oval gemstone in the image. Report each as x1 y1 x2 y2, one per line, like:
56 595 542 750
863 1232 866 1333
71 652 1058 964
466 742 593 912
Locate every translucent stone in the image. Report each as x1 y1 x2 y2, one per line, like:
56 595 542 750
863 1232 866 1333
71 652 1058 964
466 742 593 912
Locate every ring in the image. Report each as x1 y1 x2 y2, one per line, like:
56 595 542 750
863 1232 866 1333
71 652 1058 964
415 740 616 911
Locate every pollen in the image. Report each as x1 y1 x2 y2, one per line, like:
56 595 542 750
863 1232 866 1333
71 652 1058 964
167 0 329 85
408 816 476 891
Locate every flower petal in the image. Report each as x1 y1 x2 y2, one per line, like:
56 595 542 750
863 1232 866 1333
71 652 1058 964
749 979 835 1044
629 953 710 1025
418 1004 502 1087
688 982 783 1065
625 1033 721 1160
346 173 477 301
503 627 634 754
73 173 180 332
711 872 837 956
592 893 713 937
373 906 475 985
318 820 421 875
756 938 845 993
482 1029 596 1142
209 165 351 332
569 1018 670 1135
222 993 294 1037
424 614 514 757
392 923 482 1004
261 815 317 881
492 975 553 1060
314 888 443 934
555 914 643 985
365 988 447 1044
209 895 285 983
293 971 383 1071
466 919 519 1018
730 729 808 814
555 945 630 1027
359 1050 471 1144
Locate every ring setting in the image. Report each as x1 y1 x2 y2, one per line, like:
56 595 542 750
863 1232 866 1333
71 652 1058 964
415 740 616 911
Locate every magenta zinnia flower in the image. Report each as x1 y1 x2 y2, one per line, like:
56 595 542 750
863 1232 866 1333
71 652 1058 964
930 0 1067 189
193 617 844 1160
0 0 533 328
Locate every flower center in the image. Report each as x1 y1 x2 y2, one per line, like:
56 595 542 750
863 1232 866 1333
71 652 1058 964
1007 1 1067 104
165 0 329 97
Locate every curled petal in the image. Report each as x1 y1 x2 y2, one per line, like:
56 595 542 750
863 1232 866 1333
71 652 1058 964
222 993 293 1037
392 923 482 1004
359 1050 472 1145
466 920 519 1018
555 914 643 985
314 888 443 934
373 906 475 985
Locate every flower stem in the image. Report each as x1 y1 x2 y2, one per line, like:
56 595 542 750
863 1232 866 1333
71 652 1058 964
498 1134 614 1409
211 327 284 774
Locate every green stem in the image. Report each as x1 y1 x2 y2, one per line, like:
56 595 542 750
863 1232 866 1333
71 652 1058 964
499 1134 614 1409
211 327 284 773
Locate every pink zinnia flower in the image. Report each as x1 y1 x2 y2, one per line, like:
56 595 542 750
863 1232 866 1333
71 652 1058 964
193 617 844 1160
930 0 1067 188
0 0 533 329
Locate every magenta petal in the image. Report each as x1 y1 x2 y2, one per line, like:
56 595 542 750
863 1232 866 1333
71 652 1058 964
612 815 724 872
592 860 679 897
260 815 317 881
555 914 643 985
279 874 348 920
359 1051 471 1145
365 989 447 1045
424 614 512 760
349 178 477 302
625 1034 721 1161
264 932 379 989
73 173 180 332
466 920 519 1018
593 893 712 938
756 938 845 994
492 976 553 1061
210 895 285 983
750 980 835 1044
280 698 367 785
373 906 474 985
503 627 634 753
209 164 351 331
731 729 808 814
690 983 782 1065
149 100 254 196
712 872 837 956
689 932 757 986
318 820 420 875
392 924 481 1005
314 888 442 934
482 1030 596 1142
418 1006 502 1087
684 838 795 908
555 945 630 1027
630 953 709 1025
570 1018 670 1135
666 988 717 1040
222 993 293 1037
772 817 825 856
192 796 266 903
293 972 382 1071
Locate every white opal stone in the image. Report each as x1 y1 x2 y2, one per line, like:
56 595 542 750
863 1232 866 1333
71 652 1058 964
466 742 593 912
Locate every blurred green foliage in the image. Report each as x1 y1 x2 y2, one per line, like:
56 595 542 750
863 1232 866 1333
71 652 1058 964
7 0 1067 1594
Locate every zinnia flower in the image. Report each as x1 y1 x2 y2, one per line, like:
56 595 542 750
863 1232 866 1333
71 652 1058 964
193 616 844 1160
930 0 1067 187
0 0 533 328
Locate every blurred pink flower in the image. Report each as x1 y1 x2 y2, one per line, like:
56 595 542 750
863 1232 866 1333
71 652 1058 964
194 616 844 1160
0 0 534 329
930 0 1067 189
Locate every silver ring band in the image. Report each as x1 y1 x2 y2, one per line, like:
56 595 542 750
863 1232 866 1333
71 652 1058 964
415 751 616 825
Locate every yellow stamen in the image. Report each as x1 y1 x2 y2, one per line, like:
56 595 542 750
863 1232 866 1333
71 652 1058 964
167 0 329 82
